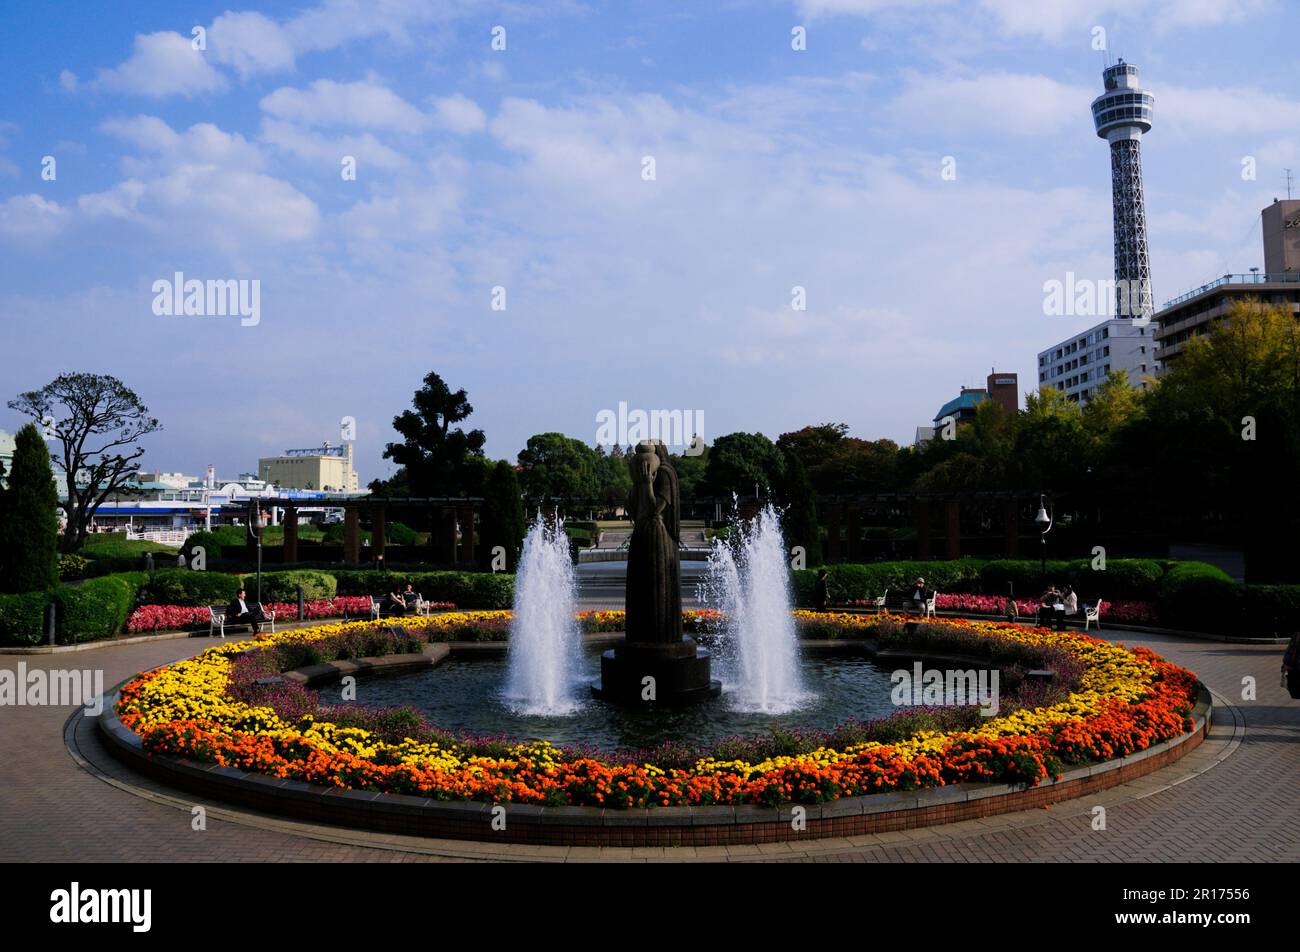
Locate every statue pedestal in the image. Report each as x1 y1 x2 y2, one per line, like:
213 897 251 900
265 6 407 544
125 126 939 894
591 638 721 706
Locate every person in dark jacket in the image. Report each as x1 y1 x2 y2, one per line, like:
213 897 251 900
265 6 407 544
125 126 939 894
814 569 829 612
1283 632 1300 700
225 589 268 634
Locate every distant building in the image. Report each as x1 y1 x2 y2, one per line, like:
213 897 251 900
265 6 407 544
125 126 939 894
1155 199 1300 368
0 429 14 486
258 442 358 492
932 371 1020 429
1037 319 1156 402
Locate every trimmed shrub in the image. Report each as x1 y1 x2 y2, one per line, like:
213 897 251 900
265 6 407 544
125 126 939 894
180 526 246 562
141 568 242 607
330 569 513 609
385 521 420 546
243 570 337 603
0 591 50 645
1242 584 1300 637
55 575 139 643
978 559 1074 598
58 554 91 580
1157 562 1240 633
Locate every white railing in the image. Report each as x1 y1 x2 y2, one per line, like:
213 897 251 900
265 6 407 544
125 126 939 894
124 527 188 546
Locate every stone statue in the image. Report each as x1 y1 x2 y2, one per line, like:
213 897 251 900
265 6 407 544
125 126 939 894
594 439 716 705
624 440 682 643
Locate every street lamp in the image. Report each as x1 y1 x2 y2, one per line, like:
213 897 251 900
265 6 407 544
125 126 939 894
248 501 266 604
1034 494 1054 583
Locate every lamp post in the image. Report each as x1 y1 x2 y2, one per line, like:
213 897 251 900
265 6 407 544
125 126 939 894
1034 494 1054 584
248 501 266 604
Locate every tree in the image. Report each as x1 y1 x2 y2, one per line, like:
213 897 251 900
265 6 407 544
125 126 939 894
479 461 527 571
669 445 708 499
381 372 486 496
595 449 633 508
516 433 600 499
9 373 161 554
703 432 785 497
778 448 821 567
0 423 60 592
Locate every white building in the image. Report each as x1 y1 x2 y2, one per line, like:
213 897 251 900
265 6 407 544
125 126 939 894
1035 318 1158 404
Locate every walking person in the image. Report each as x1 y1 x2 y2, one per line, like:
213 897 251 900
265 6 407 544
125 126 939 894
814 568 829 613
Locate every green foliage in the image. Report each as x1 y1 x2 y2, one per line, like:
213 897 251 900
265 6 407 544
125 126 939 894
1243 585 1300 636
55 575 139 642
79 533 177 559
180 526 246 561
791 560 988 606
704 431 785 497
0 423 59 593
141 568 242 606
244 570 337 602
381 370 487 496
58 554 91 580
1157 562 1240 633
330 569 514 608
479 460 526 571
0 591 49 645
517 432 600 498
778 449 821 567
384 521 420 545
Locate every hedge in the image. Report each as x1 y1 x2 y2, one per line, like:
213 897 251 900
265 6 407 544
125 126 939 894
1157 562 1240 633
0 591 50 645
1243 585 1300 636
141 568 243 607
793 558 1211 607
54 575 139 643
329 570 514 609
241 570 337 603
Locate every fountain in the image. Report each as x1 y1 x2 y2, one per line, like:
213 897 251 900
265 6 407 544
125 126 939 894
592 439 720 705
705 504 806 713
503 514 584 715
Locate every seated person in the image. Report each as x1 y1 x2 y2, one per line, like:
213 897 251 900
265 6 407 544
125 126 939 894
1038 585 1060 628
909 577 928 611
400 583 422 614
225 589 269 634
1061 585 1079 620
385 589 408 615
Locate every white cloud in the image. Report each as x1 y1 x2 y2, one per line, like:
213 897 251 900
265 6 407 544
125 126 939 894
98 117 320 245
95 31 227 98
261 79 429 132
260 118 409 170
889 72 1090 136
58 69 78 92
208 11 296 78
0 194 67 242
432 94 487 134
1159 85 1300 137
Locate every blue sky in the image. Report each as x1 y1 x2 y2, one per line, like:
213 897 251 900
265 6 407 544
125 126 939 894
1 0 1297 485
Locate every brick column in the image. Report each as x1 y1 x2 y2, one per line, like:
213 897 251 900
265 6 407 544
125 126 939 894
343 507 360 564
458 506 475 563
824 504 841 561
283 506 298 563
915 501 931 560
945 499 961 560
372 506 386 561
846 506 861 562
1004 498 1020 558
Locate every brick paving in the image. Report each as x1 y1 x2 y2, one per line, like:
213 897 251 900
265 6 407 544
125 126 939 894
0 625 1295 862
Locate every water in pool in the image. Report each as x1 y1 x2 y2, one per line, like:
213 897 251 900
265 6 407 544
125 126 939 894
324 647 899 753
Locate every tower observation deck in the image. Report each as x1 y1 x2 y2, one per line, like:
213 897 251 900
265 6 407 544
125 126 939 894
1091 59 1155 321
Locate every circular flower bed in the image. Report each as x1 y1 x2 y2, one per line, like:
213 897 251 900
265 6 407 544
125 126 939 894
115 611 1198 808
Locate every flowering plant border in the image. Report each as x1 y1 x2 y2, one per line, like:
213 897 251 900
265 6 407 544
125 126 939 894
115 611 1198 808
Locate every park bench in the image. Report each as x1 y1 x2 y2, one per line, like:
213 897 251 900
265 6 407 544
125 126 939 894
368 594 429 620
208 604 276 639
875 589 937 619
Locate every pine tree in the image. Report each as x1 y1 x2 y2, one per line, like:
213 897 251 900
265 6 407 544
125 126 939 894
0 423 60 593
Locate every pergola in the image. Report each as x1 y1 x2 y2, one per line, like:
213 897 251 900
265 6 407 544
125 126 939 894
256 496 481 565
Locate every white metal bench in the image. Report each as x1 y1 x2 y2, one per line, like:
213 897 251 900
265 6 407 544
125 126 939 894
370 594 427 620
208 604 276 639
1084 599 1102 630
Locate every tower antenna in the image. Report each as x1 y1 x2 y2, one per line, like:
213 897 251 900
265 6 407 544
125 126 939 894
1286 168 1295 200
